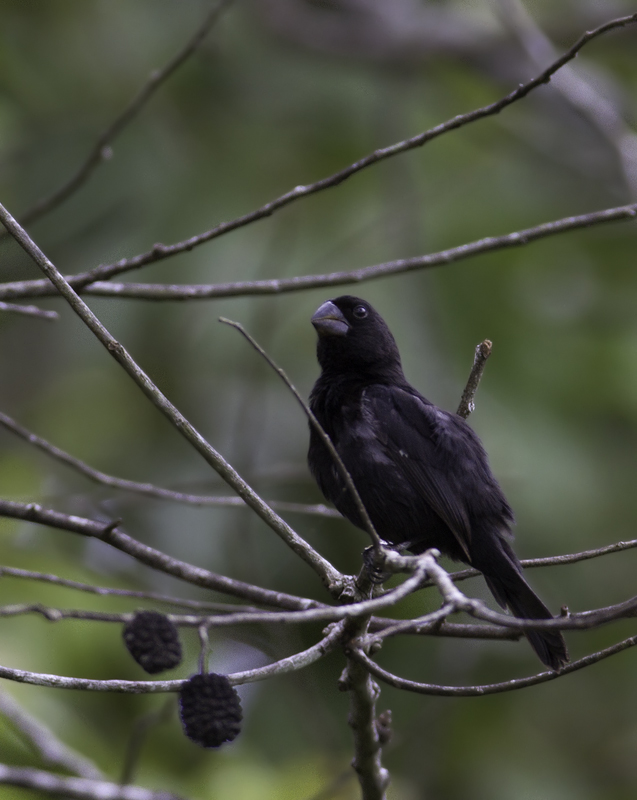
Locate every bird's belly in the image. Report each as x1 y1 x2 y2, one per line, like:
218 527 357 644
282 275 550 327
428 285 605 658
336 458 466 560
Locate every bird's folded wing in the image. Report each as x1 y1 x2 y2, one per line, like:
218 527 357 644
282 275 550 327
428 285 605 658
363 385 476 560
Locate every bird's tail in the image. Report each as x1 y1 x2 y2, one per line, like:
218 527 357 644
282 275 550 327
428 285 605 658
483 560 569 672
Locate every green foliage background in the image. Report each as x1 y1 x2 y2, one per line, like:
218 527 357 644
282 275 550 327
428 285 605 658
1 1 637 798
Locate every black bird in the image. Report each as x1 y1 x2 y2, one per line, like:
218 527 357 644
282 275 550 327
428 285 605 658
308 295 568 671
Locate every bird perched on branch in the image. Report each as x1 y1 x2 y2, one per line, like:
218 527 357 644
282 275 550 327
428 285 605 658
308 295 568 671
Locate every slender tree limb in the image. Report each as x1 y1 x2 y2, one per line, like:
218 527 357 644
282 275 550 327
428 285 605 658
230 619 346 685
0 566 269 613
446 536 637 585
496 0 637 198
0 621 346 693
0 499 322 611
0 411 339 519
120 700 174 787
368 618 520 640
0 566 438 628
1 13 634 296
0 202 344 596
456 340 492 419
4 200 633 303
0 601 522 639
0 689 104 780
385 548 637 632
3 502 635 631
0 302 58 320
5 588 633 635
350 634 637 697
220 318 381 548
4 500 635 632
0 0 232 235
0 763 183 800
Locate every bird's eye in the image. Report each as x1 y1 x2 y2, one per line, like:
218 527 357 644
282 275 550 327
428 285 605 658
352 305 368 319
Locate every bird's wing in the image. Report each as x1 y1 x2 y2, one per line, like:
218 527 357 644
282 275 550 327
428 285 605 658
362 385 483 560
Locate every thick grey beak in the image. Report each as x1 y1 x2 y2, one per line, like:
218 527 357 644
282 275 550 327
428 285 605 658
311 301 349 337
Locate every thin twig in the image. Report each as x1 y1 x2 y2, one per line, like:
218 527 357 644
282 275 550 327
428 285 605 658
0 689 104 780
5 200 635 303
0 411 339 518
0 202 345 596
0 763 183 800
220 318 381 549
1 0 232 234
456 340 492 419
120 699 174 787
2 13 634 295
0 499 322 610
198 623 211 673
445 536 637 584
368 618 520 640
350 634 637 697
0 302 58 320
0 621 346 693
496 0 637 198
0 565 269 613
4 588 633 633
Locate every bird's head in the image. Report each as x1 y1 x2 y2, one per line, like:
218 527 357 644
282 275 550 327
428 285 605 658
311 295 404 379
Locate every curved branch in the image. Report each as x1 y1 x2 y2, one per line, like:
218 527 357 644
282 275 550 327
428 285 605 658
220 318 381 548
0 202 344 595
1 13 634 296
446 536 637 585
1 0 232 234
0 566 269 613
3 201 633 302
0 499 322 611
0 690 104 780
350 635 637 696
0 411 339 518
0 763 182 800
0 621 345 693
0 302 58 320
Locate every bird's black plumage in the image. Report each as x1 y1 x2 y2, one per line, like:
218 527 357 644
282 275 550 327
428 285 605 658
308 295 568 671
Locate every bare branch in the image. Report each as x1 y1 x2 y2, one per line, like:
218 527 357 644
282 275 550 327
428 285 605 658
5 200 634 303
1 0 232 234
496 0 637 197
387 548 637 633
0 565 269 613
0 203 344 595
230 620 346 685
446 536 637 585
0 763 183 800
0 690 104 780
0 621 346 693
220 318 381 548
120 700 174 787
0 499 322 610
1 13 634 296
369 618 520 640
0 302 58 320
4 499 634 633
350 634 637 697
0 411 339 518
456 340 492 419
0 563 439 629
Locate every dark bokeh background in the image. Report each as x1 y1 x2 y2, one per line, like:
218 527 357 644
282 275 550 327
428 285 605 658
1 1 637 798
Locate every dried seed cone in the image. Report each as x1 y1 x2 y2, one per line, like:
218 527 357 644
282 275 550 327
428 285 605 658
179 673 242 748
122 610 183 674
